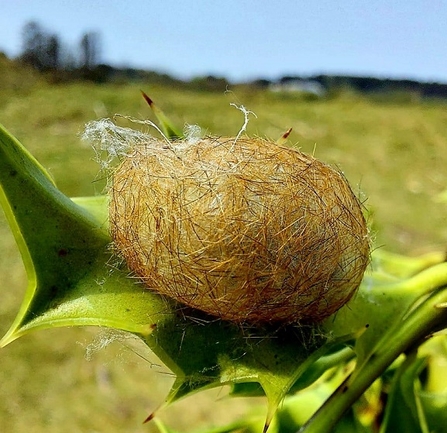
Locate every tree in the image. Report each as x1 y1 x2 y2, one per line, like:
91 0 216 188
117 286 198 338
46 34 60 70
19 21 62 71
20 21 47 70
79 31 101 69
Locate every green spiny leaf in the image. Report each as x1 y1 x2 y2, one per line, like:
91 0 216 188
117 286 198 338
2 121 447 432
0 123 353 427
0 124 159 343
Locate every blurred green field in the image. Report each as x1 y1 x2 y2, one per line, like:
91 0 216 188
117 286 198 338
1 65 447 432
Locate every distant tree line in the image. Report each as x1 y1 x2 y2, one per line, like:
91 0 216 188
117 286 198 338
258 75 447 100
18 21 102 80
13 21 447 98
313 75 447 99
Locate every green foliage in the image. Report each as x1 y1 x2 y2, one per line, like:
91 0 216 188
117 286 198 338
1 115 447 433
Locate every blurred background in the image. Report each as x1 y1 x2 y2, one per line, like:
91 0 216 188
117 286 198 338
1 1 447 431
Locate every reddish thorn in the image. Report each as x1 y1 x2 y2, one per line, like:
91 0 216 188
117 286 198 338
143 412 155 424
282 127 292 140
141 90 154 107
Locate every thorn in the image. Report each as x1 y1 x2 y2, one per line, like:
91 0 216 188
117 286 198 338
282 127 292 139
263 420 270 433
141 90 154 108
276 128 292 145
143 411 155 424
139 90 183 140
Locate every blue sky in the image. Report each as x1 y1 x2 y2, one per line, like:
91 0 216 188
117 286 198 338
1 0 446 83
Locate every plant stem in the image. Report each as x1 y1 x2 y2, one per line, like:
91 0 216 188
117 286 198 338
299 285 447 433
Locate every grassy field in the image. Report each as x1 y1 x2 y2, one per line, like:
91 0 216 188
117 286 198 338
1 64 447 432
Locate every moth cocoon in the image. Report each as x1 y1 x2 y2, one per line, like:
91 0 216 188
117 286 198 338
110 137 369 324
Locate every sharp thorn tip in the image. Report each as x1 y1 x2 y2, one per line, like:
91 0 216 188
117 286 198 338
143 412 155 424
141 91 154 107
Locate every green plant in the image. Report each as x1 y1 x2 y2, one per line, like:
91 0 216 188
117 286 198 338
1 99 447 432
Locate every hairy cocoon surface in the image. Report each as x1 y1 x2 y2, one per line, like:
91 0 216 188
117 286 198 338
110 137 369 324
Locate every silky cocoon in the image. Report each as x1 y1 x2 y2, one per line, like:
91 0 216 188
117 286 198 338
110 136 369 324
